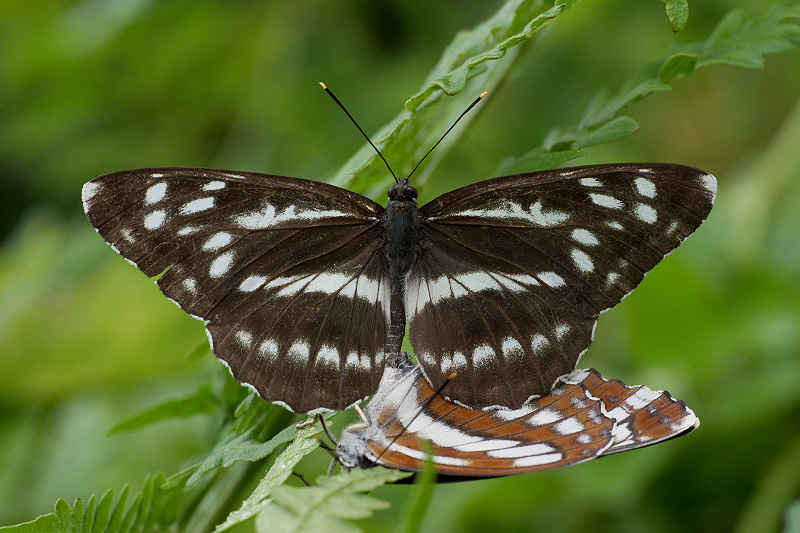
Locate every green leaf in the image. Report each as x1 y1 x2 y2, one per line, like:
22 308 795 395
786 500 800 533
399 441 436 533
0 514 61 533
573 116 640 149
502 4 800 176
0 473 186 533
185 338 211 361
107 384 217 435
493 148 586 176
662 0 689 32
213 422 325 532
659 53 697 83
253 468 412 533
166 421 298 489
681 5 800 69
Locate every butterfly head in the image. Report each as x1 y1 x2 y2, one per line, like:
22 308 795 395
337 422 375 470
388 180 417 204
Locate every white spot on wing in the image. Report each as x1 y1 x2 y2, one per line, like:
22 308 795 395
145 182 167 204
625 386 661 409
178 226 200 236
635 203 657 224
235 204 348 229
527 408 561 426
590 193 624 209
203 180 226 191
501 337 524 361
210 251 235 278
531 334 549 354
571 229 599 246
579 178 602 187
258 339 278 360
492 405 535 421
203 231 233 251
181 197 215 215
512 453 563 467
539 271 565 288
529 201 570 226
239 275 267 292
316 345 339 368
183 278 197 295
472 345 495 368
387 443 469 466
455 272 502 293
487 442 557 458
235 330 253 348
455 439 520 452
570 249 594 272
554 324 570 340
700 173 717 196
144 210 167 229
554 417 584 435
288 341 310 364
634 177 656 198
427 276 454 305
82 182 101 208
607 221 624 230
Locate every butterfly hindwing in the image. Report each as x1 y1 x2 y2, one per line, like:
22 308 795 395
410 163 717 409
83 168 390 413
338 355 698 477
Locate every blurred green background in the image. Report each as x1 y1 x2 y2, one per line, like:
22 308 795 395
1 1 799 531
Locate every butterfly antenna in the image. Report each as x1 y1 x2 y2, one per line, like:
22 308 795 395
406 91 488 182
320 82 399 184
373 371 458 464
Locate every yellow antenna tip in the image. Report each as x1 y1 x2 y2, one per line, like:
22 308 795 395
319 81 328 89
479 91 488 98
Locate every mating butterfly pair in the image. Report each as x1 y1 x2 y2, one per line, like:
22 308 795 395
82 163 716 414
334 354 698 477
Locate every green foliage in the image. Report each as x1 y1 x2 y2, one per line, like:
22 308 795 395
786 500 800 533
662 0 690 32
398 443 436 533
253 469 412 533
212 421 324 531
0 474 183 533
2 1 800 532
107 384 217 435
681 4 800 69
330 0 582 194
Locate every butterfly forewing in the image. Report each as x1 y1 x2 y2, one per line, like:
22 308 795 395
410 163 717 409
83 168 389 413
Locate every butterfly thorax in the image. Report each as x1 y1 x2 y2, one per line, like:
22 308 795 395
384 181 420 276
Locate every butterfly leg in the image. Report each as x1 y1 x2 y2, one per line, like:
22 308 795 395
318 413 340 446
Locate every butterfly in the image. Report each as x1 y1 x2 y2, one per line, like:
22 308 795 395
82 162 716 414
333 353 699 477
82 91 716 413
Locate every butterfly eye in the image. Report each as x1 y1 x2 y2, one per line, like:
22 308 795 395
406 186 417 200
388 186 398 199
